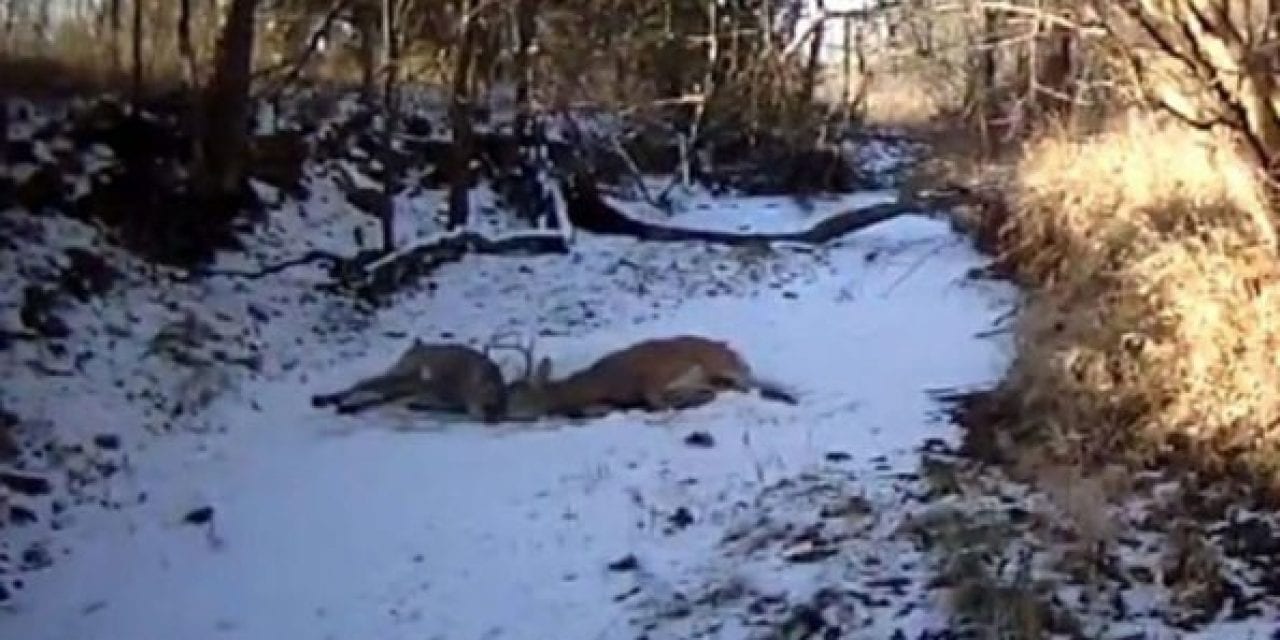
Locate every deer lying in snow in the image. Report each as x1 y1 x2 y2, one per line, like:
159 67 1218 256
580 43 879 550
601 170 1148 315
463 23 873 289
311 338 507 423
499 335 798 420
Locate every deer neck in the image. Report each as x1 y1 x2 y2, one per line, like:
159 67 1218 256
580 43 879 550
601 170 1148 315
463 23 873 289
541 370 610 414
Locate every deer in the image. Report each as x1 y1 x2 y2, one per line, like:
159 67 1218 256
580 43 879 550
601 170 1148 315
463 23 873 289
498 335 798 421
310 337 507 423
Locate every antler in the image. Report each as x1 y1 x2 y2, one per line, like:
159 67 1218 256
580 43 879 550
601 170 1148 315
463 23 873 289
483 331 538 379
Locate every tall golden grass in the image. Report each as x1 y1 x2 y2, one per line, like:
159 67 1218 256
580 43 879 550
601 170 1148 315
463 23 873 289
992 113 1280 489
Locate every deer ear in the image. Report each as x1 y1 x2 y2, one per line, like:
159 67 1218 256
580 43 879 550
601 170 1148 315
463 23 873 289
535 357 553 383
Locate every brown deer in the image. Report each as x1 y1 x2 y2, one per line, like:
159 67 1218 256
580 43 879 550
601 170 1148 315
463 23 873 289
500 335 798 420
311 338 507 423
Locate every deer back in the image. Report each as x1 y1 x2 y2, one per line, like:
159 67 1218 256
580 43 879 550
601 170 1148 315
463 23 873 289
507 335 749 418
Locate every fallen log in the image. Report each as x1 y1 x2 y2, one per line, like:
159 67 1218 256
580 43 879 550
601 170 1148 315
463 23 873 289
329 229 570 304
564 173 969 246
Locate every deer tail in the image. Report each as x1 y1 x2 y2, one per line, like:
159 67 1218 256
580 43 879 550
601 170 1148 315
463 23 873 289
748 376 799 405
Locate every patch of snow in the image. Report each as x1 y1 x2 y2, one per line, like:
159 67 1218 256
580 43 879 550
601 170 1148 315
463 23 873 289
6 163 39 183
0 198 1017 639
3 98 1276 639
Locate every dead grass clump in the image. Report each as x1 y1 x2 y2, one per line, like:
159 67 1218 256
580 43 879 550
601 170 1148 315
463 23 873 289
990 112 1280 493
1005 224 1280 478
1000 114 1273 286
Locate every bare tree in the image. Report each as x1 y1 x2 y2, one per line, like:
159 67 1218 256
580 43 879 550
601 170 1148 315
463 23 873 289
801 0 827 105
177 0 198 92
198 0 261 204
353 1 379 102
379 0 400 251
108 0 122 77
132 0 144 100
514 0 539 118
1095 0 1280 172
446 0 483 229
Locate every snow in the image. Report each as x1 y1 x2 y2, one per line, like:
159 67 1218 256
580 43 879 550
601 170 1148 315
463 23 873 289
0 187 1018 639
6 98 1277 636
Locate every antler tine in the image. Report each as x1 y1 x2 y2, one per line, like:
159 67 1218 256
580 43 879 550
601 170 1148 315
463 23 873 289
482 330 523 357
482 330 538 379
523 334 538 379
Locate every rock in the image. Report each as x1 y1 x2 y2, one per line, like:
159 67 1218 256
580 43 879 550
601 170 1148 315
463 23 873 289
93 433 120 450
607 554 640 572
9 505 37 525
182 505 215 526
683 431 715 448
1222 517 1279 557
0 471 52 496
865 576 912 594
21 544 51 570
59 248 119 301
782 543 838 564
247 303 270 325
776 604 826 639
667 507 694 530
14 164 67 213
820 496 872 519
824 451 852 463
20 286 70 339
0 406 18 461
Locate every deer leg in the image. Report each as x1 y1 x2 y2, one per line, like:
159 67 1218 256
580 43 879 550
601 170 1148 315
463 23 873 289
662 386 718 410
567 404 614 419
461 398 506 424
312 380 380 408
311 392 343 408
332 374 417 414
644 365 716 412
404 392 450 412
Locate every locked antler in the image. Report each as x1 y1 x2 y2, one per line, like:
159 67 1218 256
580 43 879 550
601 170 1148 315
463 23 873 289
482 331 538 379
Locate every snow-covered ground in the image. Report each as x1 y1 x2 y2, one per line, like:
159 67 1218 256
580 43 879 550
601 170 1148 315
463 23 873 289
7 99 1280 637
0 163 1023 640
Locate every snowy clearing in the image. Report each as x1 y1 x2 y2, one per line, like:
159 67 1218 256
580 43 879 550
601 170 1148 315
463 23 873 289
0 190 1017 639
5 107 1276 637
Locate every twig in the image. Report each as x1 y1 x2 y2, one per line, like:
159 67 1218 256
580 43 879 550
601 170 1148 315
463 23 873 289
879 238 959 297
178 249 345 281
257 0 354 92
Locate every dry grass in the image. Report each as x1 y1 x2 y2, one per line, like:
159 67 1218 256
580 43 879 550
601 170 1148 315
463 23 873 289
1001 114 1273 284
990 112 1280 491
862 65 964 129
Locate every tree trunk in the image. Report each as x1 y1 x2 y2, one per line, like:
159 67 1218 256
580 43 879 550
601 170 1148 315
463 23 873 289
131 0 143 101
177 0 198 91
970 1 998 156
447 0 481 229
199 0 260 204
380 0 399 251
514 0 539 160
801 1 826 105
108 0 122 78
1036 18 1073 115
841 15 851 107
178 0 204 176
514 0 539 112
355 2 378 103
